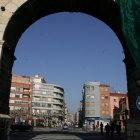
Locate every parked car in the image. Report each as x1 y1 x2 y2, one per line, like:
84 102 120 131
74 124 78 128
63 123 69 130
10 122 33 132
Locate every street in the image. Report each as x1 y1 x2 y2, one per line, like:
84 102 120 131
10 127 127 140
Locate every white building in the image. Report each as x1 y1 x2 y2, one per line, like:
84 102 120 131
31 75 65 127
82 82 111 128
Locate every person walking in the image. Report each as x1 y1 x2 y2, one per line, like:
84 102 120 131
105 123 110 136
110 122 115 138
100 122 104 135
116 121 121 136
93 123 95 131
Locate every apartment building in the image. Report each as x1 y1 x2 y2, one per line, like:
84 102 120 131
67 113 75 125
31 75 65 127
9 74 33 122
82 82 111 127
110 93 129 128
100 84 110 121
64 102 68 123
74 110 80 125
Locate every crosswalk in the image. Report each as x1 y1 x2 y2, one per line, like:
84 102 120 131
32 134 82 140
10 132 82 140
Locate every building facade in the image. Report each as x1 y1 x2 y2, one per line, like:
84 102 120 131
9 74 65 127
82 82 111 128
64 102 68 123
110 93 129 128
9 75 33 123
31 75 65 127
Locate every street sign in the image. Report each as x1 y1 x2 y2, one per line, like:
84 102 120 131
136 96 140 111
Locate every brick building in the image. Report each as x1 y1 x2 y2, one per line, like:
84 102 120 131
110 93 129 128
9 74 33 122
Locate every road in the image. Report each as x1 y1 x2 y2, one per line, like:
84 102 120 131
9 127 127 140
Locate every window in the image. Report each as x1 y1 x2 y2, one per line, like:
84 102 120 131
86 102 95 107
102 111 105 114
105 103 108 107
85 86 90 92
114 98 117 102
15 106 21 110
22 107 28 110
105 88 108 91
9 100 14 103
86 95 90 99
34 97 40 101
15 95 20 98
33 102 40 107
91 86 94 91
15 100 22 104
48 104 51 108
10 106 14 110
10 94 15 97
16 88 20 92
42 103 46 107
106 111 109 115
86 95 95 99
86 110 95 115
22 101 28 104
42 91 46 94
91 95 95 99
48 98 51 102
105 96 108 99
11 87 16 91
20 88 23 92
23 88 29 92
23 94 29 98
102 103 104 106
101 96 105 99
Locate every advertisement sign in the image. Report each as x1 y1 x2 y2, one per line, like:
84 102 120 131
136 96 140 110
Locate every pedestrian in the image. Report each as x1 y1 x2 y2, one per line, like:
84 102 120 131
100 122 104 135
116 121 121 136
105 123 110 136
95 124 99 131
93 123 95 131
110 122 115 138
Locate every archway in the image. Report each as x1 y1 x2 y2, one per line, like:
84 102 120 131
0 0 140 139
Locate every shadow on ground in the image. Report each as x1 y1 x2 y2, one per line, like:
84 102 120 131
10 129 127 140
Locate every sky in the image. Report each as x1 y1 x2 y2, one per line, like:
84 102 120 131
12 12 127 113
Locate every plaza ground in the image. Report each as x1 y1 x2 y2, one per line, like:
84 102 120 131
10 127 127 140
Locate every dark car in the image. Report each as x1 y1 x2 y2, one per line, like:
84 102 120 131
63 123 69 130
10 122 33 132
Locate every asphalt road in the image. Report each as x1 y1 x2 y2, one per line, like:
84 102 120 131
9 127 127 140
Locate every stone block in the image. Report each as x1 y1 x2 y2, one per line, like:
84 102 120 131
0 0 12 7
127 119 140 140
0 32 3 40
5 2 18 13
0 24 6 32
2 10 12 19
0 17 9 25
12 0 27 7
0 12 3 16
0 114 10 140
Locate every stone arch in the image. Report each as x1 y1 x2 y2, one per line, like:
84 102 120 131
0 0 140 139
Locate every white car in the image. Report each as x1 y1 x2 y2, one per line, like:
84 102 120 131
75 124 78 128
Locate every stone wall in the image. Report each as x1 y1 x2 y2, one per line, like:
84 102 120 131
0 0 27 40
